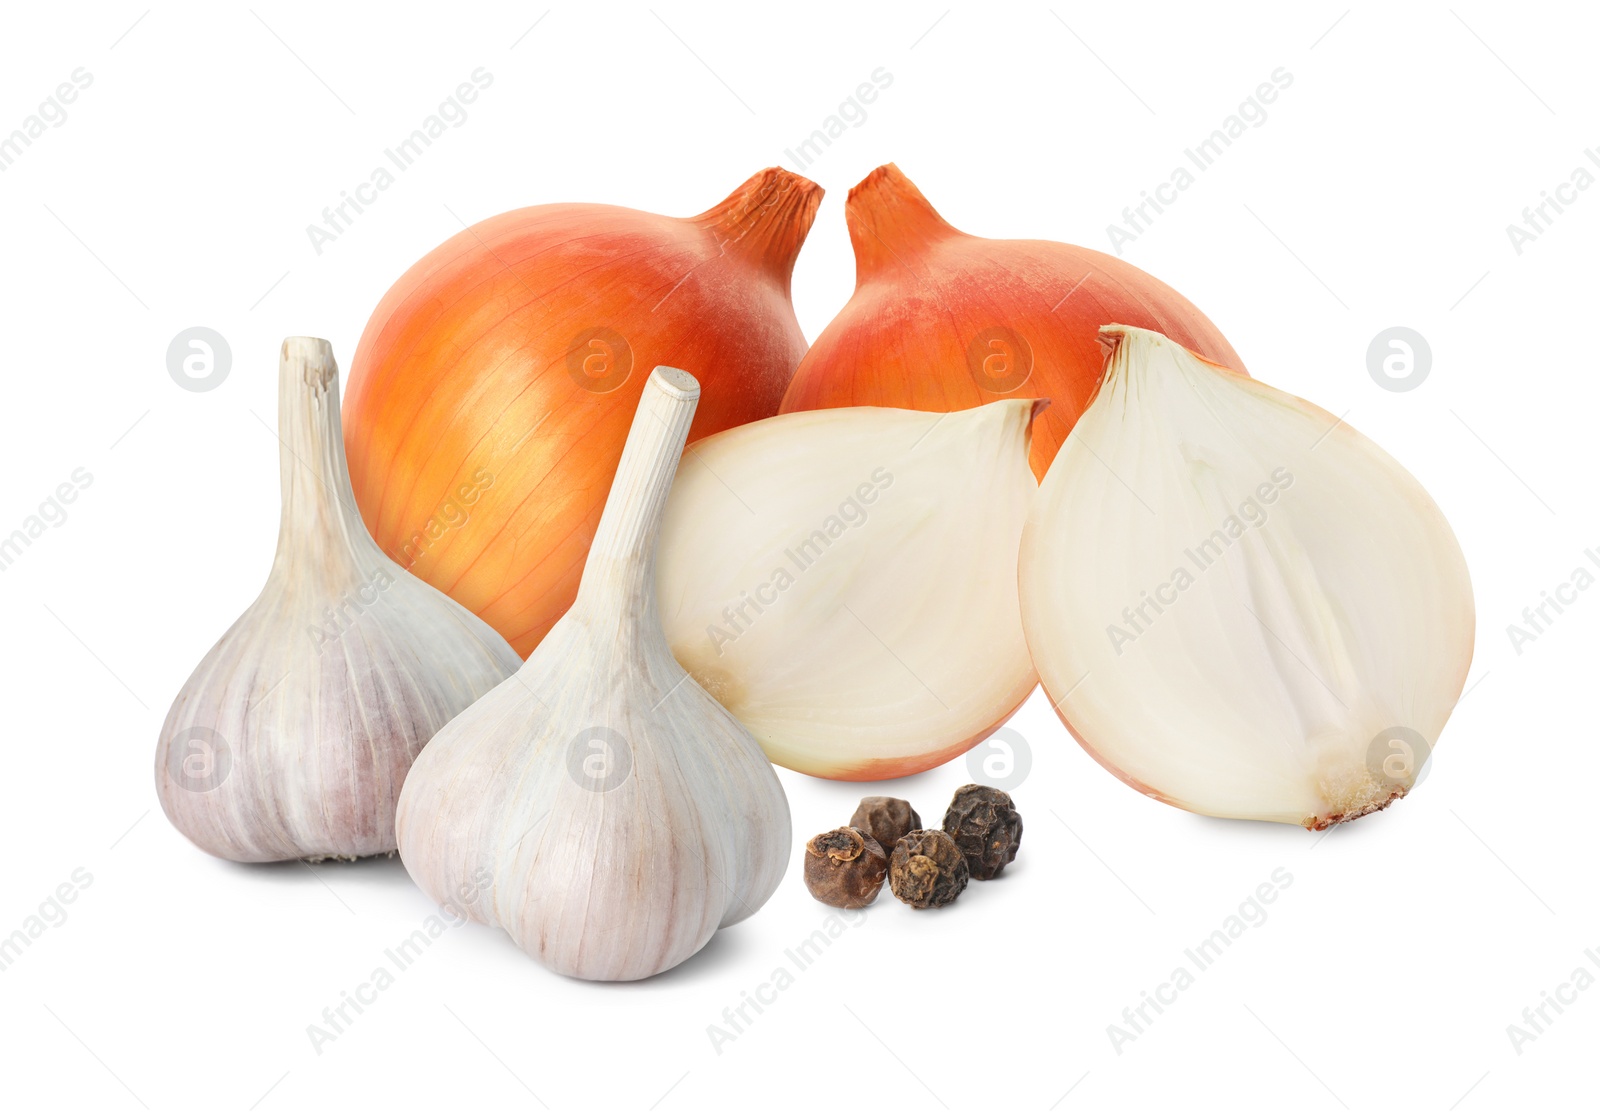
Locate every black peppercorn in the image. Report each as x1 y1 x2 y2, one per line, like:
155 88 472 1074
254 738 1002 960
888 829 969 909
849 796 921 856
941 784 1022 880
804 826 888 909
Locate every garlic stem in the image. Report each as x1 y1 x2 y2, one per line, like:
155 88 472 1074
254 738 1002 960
272 337 380 578
577 367 700 614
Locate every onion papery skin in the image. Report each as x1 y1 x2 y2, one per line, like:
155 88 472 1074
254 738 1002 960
779 163 1244 479
343 169 822 656
1020 326 1474 829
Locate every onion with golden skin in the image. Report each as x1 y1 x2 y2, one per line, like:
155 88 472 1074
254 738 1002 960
779 163 1244 479
343 169 822 656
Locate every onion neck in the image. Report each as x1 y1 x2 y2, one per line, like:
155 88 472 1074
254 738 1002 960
272 337 381 579
692 167 822 286
576 367 700 624
845 163 964 283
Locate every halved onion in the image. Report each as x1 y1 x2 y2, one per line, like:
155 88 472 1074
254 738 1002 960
657 400 1041 780
1020 326 1474 828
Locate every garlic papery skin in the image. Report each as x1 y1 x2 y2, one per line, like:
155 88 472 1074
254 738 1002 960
655 399 1041 780
155 338 522 863
395 367 791 982
1019 326 1474 829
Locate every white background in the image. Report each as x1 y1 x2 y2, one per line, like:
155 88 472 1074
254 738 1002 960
1 2 1594 1115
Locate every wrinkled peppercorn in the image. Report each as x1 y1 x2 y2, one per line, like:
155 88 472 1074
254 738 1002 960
942 784 1022 880
888 829 969 909
804 826 888 908
849 796 921 856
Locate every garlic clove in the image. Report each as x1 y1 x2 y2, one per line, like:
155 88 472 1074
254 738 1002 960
655 399 1041 780
396 367 792 982
155 338 522 863
1020 325 1474 828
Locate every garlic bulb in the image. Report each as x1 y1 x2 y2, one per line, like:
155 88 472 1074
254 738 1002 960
396 367 790 982
155 338 522 862
1020 326 1474 828
656 400 1041 780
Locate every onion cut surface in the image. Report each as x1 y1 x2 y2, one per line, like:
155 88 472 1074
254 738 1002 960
1020 326 1474 828
657 400 1041 780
